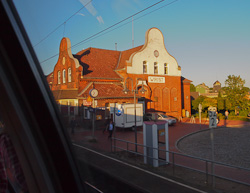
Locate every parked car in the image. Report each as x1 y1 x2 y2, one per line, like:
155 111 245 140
144 112 177 126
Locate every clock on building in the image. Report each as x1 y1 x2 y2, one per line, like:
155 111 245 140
89 89 99 98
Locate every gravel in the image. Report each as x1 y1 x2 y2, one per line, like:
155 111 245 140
177 127 250 169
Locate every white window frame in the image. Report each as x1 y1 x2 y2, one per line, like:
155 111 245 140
68 68 71 82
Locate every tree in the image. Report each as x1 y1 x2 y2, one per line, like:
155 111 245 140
217 92 225 111
192 95 206 111
202 97 217 110
190 84 196 92
224 75 248 112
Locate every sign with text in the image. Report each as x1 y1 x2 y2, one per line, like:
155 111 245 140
83 100 92 106
148 76 165 83
208 106 217 128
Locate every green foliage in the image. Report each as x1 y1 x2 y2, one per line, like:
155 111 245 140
192 95 206 111
224 75 248 111
239 111 249 117
217 113 225 120
228 116 250 122
190 84 196 92
202 97 217 110
217 97 225 111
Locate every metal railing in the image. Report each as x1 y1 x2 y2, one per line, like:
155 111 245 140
111 137 250 187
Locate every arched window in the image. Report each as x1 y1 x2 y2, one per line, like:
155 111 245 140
143 61 147 74
164 63 168 75
68 68 71 82
63 69 66 83
154 62 158 74
58 71 61 84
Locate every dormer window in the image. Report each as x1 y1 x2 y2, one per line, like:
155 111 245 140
143 61 147 74
68 68 71 82
58 71 61 84
154 62 158 74
63 69 66 83
164 63 168 75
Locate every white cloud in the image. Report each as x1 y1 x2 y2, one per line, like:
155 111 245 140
77 13 85 17
79 0 104 24
79 0 97 16
96 16 104 24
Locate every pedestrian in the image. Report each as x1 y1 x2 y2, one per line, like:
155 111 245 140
70 118 76 134
103 117 110 133
225 110 229 120
108 120 114 139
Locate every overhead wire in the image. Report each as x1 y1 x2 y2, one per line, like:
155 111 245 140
72 0 179 50
33 0 93 47
40 0 179 64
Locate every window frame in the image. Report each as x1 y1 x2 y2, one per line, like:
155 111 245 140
0 1 85 192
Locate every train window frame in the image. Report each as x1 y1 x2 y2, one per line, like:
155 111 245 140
0 0 85 192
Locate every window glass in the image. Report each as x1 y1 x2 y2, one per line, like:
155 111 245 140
68 68 71 82
164 63 168 75
154 62 158 74
143 61 147 74
58 71 61 84
10 1 250 192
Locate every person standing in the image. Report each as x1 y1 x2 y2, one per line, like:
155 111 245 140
108 120 114 139
70 118 76 134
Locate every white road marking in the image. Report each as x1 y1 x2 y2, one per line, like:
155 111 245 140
73 143 207 193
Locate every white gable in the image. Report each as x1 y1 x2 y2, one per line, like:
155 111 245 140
127 28 181 76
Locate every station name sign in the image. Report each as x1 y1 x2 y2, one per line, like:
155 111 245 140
148 76 165 83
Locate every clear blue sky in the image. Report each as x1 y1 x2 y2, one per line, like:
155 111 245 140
13 0 250 88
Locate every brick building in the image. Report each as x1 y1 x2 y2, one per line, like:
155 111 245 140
47 28 191 120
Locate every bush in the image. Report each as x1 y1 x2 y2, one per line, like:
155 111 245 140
217 113 225 120
228 116 250 122
239 111 249 117
201 112 208 118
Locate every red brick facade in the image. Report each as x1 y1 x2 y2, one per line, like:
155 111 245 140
47 28 191 119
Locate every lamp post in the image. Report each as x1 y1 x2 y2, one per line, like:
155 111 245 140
123 77 146 152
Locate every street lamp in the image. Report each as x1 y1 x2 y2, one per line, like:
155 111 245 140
123 77 146 152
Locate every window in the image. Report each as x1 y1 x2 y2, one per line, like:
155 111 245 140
143 61 147 74
63 69 66 83
58 71 61 84
68 68 71 82
164 63 168 75
154 62 158 74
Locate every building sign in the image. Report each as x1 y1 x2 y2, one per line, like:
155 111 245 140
148 76 165 83
83 100 92 106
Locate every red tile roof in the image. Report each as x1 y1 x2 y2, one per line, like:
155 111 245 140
116 45 143 70
74 48 121 79
78 83 134 99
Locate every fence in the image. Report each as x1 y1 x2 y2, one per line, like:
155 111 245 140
111 137 250 187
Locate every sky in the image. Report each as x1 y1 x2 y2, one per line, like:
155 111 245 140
13 0 250 88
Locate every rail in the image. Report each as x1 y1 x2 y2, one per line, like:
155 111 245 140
111 137 250 187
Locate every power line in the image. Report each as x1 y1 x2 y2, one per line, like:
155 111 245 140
33 0 93 47
72 0 179 50
40 0 179 64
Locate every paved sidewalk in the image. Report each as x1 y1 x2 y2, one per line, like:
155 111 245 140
70 120 250 192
